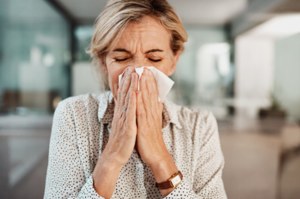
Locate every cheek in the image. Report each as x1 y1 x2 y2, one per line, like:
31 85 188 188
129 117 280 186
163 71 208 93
106 62 128 97
155 58 176 76
107 68 123 95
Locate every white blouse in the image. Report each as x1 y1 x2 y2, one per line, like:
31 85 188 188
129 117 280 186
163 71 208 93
44 91 227 199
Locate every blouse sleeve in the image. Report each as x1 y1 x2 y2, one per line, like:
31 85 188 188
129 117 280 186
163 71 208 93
44 100 104 199
164 112 227 199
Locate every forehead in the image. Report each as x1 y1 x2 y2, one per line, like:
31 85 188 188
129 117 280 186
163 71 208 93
111 16 171 50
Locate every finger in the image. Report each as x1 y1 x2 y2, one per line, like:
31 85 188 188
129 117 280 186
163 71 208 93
140 71 152 115
136 85 146 126
126 73 138 120
144 69 159 108
118 67 133 107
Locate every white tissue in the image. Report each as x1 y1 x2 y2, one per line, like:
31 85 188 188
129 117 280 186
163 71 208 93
118 66 174 102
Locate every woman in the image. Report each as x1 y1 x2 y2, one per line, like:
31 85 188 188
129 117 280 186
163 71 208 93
44 0 227 198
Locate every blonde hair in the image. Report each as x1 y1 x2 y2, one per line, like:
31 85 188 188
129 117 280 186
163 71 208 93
88 0 188 90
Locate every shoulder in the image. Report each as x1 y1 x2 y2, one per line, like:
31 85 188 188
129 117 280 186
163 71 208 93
55 92 110 115
53 92 112 127
165 100 217 132
57 93 99 112
165 101 222 162
181 107 216 126
51 92 110 142
183 107 217 141
51 93 96 126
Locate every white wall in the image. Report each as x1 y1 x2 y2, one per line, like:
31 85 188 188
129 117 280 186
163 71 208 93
72 62 102 96
235 32 300 121
235 36 274 118
274 33 300 121
173 27 228 105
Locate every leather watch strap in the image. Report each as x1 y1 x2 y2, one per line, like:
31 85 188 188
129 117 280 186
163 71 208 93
156 171 183 189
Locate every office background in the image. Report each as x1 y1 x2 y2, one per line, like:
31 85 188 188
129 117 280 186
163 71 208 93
0 0 300 198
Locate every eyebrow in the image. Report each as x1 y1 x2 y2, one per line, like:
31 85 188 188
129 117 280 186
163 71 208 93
112 48 131 53
112 48 164 54
145 49 164 53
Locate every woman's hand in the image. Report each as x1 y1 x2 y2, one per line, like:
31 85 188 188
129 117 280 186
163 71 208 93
93 67 138 198
102 67 138 166
136 68 179 196
136 68 166 165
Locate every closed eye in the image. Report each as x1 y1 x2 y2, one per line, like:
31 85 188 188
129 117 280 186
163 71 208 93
114 57 129 62
149 58 162 62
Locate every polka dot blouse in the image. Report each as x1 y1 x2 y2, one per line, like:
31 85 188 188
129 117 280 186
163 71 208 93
44 91 227 199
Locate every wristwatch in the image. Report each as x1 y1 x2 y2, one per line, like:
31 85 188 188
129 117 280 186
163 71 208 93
156 171 183 189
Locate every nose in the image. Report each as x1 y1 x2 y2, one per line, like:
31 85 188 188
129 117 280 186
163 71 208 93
129 56 148 67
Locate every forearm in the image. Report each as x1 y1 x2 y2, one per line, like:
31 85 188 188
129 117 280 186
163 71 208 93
92 157 123 199
149 154 179 197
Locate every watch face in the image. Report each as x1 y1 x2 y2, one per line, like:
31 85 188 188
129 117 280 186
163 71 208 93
171 175 181 187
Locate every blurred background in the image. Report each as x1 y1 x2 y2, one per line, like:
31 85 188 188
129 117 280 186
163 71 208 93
0 0 300 198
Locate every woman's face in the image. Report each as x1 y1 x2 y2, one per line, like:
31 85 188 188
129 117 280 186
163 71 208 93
103 16 180 98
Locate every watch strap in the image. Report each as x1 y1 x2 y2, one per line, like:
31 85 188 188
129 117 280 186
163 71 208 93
156 171 183 189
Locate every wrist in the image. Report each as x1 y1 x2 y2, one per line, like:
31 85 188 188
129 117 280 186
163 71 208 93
149 156 181 197
156 170 183 190
149 155 178 183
